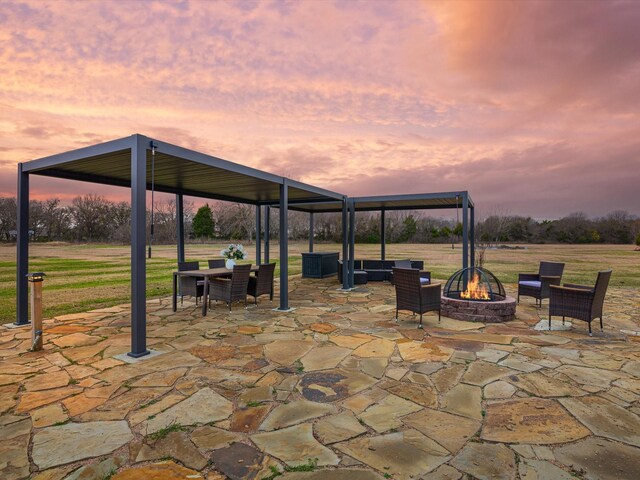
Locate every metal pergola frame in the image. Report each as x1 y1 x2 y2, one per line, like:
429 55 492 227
15 134 475 358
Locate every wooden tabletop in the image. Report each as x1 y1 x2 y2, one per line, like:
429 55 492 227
174 266 258 277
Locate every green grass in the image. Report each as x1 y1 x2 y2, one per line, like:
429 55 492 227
1 242 638 324
146 423 185 441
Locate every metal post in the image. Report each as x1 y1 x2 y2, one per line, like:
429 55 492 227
380 209 386 261
470 205 475 267
462 193 469 271
15 163 29 326
309 212 314 253
264 205 270 263
256 205 262 265
278 181 289 310
129 137 149 358
348 199 355 288
341 198 349 290
176 194 185 264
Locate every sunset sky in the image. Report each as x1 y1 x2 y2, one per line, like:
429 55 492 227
1 0 639 218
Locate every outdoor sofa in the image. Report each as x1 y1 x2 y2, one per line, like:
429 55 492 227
337 259 425 283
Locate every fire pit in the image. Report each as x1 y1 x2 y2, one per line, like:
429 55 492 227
441 267 516 323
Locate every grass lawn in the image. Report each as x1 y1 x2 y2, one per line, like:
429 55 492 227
0 242 637 324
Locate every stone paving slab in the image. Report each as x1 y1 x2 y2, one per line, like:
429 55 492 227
0 277 639 479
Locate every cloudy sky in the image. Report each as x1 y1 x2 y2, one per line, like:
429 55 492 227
1 0 639 218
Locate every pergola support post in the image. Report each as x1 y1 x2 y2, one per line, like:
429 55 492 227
309 212 314 253
380 209 386 261
341 198 349 290
278 181 290 310
470 206 475 267
128 137 149 358
348 199 355 288
176 194 185 264
264 206 270 263
462 192 469 271
15 163 29 326
256 205 262 264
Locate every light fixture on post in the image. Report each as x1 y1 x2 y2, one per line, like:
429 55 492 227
26 272 46 351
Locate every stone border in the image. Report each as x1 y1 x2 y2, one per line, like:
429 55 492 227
441 295 517 323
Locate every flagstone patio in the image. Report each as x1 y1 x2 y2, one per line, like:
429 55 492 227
1 277 639 480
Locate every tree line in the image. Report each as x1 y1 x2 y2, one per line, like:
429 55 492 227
0 195 638 245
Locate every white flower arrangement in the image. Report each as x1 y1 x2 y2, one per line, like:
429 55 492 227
220 243 246 261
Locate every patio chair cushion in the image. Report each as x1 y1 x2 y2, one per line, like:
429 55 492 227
519 280 541 288
420 277 430 283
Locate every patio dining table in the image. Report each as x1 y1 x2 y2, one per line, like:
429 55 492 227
172 266 259 316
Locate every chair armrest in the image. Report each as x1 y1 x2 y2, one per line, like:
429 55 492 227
211 277 231 285
519 273 540 281
540 275 561 286
550 285 593 295
562 283 592 290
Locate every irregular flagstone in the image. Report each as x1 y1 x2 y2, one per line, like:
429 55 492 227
300 346 351 371
431 364 466 393
299 369 377 403
556 365 623 388
335 429 450 480
210 442 264 480
381 379 437 408
481 398 590 444
518 459 574 480
397 340 453 363
484 380 517 399
128 393 185 425
16 385 81 413
238 385 274 406
314 411 367 444
499 355 542 373
142 350 203 371
279 470 384 479
360 357 388 378
230 405 272 432
431 331 514 345
329 333 375 349
554 437 640 480
145 387 233 434
112 461 203 480
352 338 395 358
252 423 340 467
22 370 70 391
264 339 315 365
510 372 584 397
52 332 102 348
31 403 68 427
461 361 514 386
131 367 187 387
310 322 338 333
441 383 482 420
622 360 640 377
476 348 510 363
191 425 243 450
451 442 516 480
403 408 480 454
259 399 335 430
358 393 422 432
136 431 208 470
65 456 127 480
0 417 31 480
32 420 133 469
558 395 640 447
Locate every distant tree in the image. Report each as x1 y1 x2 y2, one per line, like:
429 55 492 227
636 233 640 247
0 197 17 241
192 204 215 238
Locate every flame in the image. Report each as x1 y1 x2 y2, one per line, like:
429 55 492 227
460 273 491 300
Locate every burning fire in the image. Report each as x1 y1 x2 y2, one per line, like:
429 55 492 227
460 273 491 300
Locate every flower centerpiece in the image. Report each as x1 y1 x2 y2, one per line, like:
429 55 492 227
220 243 246 269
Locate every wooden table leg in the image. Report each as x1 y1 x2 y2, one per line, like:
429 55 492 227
202 276 209 316
172 273 177 312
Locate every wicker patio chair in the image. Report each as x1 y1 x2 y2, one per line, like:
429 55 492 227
393 267 441 328
247 263 276 304
549 270 612 336
178 261 204 306
389 260 430 285
208 259 225 268
518 261 565 305
209 264 252 311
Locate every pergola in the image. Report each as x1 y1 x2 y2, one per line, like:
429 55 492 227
15 134 475 357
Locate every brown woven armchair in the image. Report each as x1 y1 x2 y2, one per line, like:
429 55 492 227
549 270 612 336
393 267 441 328
178 261 204 305
518 261 565 305
248 263 276 305
389 260 431 286
209 264 252 311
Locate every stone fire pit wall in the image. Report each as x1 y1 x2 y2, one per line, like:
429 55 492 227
441 295 517 323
